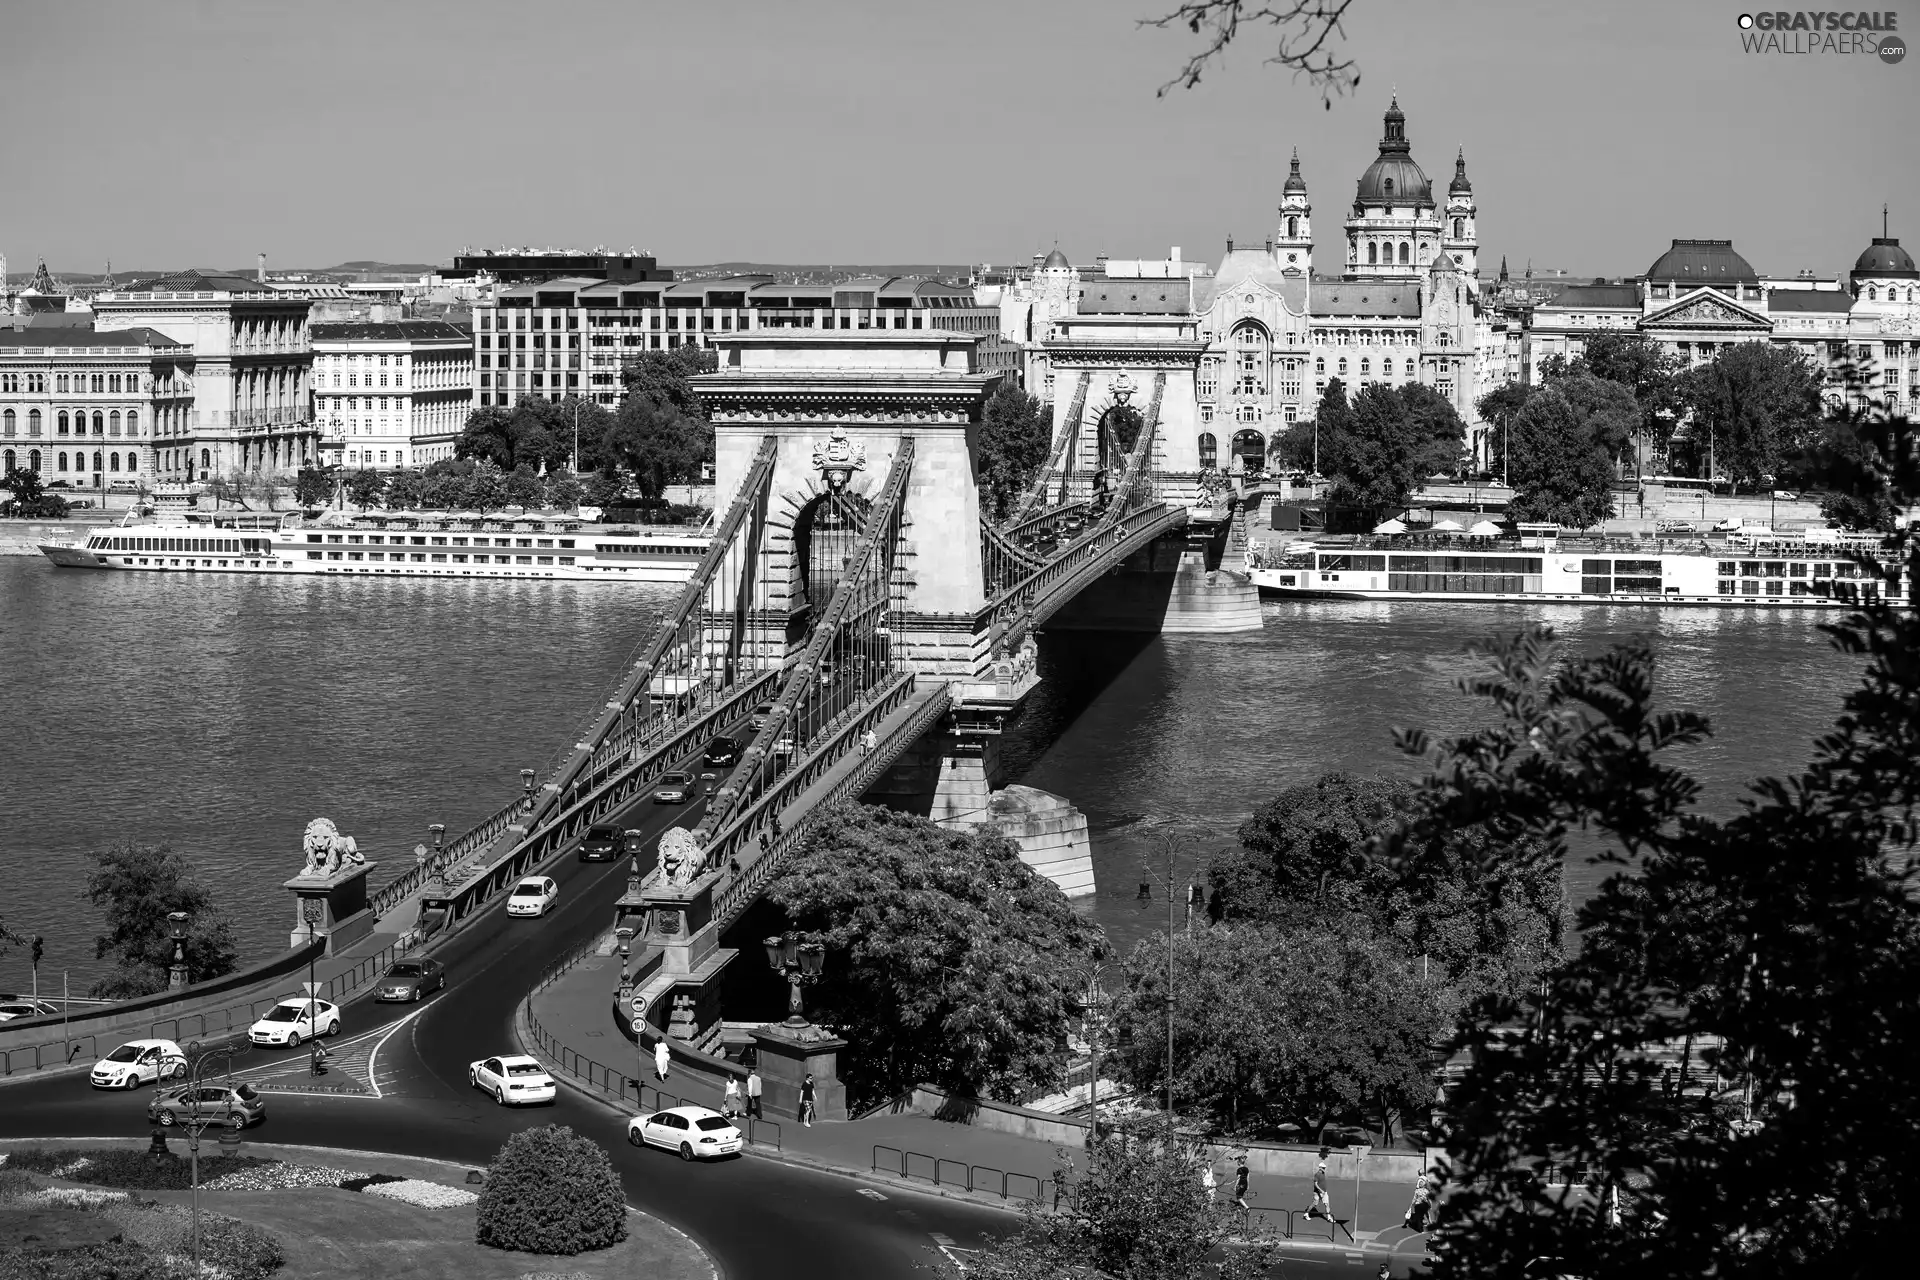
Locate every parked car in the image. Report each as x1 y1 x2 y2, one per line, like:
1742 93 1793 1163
89 1039 187 1089
652 771 699 804
1712 517 1747 533
1656 520 1698 535
149 1082 266 1128
375 958 446 1002
702 736 740 767
626 1105 744 1160
507 876 558 918
247 997 340 1047
0 998 59 1022
468 1054 556 1106
578 823 623 862
1771 490 1799 501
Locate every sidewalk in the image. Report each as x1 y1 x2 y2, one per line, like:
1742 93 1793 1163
521 953 1426 1244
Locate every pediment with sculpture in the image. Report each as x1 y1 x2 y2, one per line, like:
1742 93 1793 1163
1642 292 1770 331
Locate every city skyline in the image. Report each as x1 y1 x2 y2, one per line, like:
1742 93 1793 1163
3 1 1912 282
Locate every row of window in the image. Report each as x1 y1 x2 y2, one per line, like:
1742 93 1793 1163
0 372 139 394
1714 579 1891 596
2 409 141 438
306 532 577 548
96 536 264 555
1714 560 1876 579
0 448 141 474
305 550 574 566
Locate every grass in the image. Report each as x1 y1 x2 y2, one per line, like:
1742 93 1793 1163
0 1143 711 1280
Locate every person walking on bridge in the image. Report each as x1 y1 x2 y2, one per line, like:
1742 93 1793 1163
654 1038 671 1082
722 1076 741 1119
861 728 877 756
746 1066 763 1120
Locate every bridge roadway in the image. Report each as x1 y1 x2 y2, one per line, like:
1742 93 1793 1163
0 737 1011 1280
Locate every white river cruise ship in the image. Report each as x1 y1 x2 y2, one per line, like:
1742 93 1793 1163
38 509 708 582
1250 531 1901 608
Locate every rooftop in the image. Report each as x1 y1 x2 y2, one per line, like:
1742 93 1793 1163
114 268 280 294
1078 278 1193 315
1538 284 1643 310
309 320 474 342
1309 286 1421 318
1767 290 1856 314
0 325 188 350
1645 240 1758 284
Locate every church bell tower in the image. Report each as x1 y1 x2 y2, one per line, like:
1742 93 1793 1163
1275 148 1313 273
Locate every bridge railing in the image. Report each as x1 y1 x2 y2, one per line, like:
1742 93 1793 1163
697 436 915 845
709 675 951 930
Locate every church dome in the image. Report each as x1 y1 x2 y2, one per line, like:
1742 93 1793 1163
1645 239 1757 283
1354 97 1432 207
1853 237 1918 278
1283 148 1307 194
1041 247 1070 270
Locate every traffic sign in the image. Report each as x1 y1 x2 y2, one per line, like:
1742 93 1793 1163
630 1015 647 1033
629 994 648 1015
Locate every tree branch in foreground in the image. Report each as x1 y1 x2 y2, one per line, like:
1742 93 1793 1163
1142 0 1360 104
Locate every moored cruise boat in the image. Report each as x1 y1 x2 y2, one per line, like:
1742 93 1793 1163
38 510 708 582
1250 532 1900 608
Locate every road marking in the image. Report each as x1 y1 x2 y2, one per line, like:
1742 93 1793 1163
857 1187 887 1200
930 1234 976 1273
361 1004 431 1099
231 1005 430 1099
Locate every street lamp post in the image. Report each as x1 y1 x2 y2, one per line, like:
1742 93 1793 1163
177 1041 244 1277
166 912 189 990
521 768 536 815
762 935 826 1029
301 899 324 1006
1067 960 1117 1137
428 822 446 890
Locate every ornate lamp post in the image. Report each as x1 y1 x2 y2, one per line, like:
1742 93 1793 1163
427 822 446 890
615 926 635 1000
166 912 190 990
762 935 826 1029
1067 959 1118 1137
176 1041 245 1276
520 768 536 815
301 898 324 1008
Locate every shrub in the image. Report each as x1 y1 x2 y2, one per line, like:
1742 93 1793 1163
1 1146 271 1192
196 1214 285 1280
0 1169 36 1201
0 1240 169 1280
476 1125 626 1256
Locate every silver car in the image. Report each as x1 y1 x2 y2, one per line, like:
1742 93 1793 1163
148 1083 267 1128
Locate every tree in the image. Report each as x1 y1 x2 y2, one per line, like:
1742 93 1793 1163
606 395 710 499
582 469 626 509
977 383 1054 519
241 469 287 512
977 1113 1279 1280
292 465 335 509
468 461 507 512
455 406 516 470
1674 341 1824 488
1142 0 1360 107
543 468 585 511
82 844 238 999
201 470 249 511
456 398 609 474
1547 370 1641 473
1320 382 1464 529
1812 407 1903 531
1107 921 1448 1143
765 801 1104 1109
619 345 716 415
476 1124 627 1255
342 468 387 511
382 468 426 511
1382 513 1920 1280
1581 331 1684 468
1506 385 1615 528
421 458 474 510
504 463 543 508
1474 381 1532 479
1 464 69 517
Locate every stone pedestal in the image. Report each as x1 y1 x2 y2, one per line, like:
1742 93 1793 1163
751 1023 848 1122
618 867 736 1056
283 861 377 957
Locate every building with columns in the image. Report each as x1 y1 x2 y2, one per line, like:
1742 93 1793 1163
91 269 318 481
0 326 193 486
310 320 473 470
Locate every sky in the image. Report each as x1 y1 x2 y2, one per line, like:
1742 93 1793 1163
2 0 1914 280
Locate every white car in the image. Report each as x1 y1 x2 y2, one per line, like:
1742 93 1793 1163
507 876 558 918
247 997 340 1047
89 1039 187 1090
468 1054 556 1105
626 1105 745 1160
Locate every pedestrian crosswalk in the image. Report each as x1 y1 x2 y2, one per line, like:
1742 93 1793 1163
226 1008 422 1099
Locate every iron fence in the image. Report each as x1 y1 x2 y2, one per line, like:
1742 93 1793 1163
870 1145 1049 1203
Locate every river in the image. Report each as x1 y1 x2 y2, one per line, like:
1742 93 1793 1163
0 558 1862 992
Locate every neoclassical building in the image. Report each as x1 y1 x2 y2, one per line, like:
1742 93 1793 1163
1014 97 1491 481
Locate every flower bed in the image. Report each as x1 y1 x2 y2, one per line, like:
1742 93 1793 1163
362 1178 480 1209
201 1164 360 1192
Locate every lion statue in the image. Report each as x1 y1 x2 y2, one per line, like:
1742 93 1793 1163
658 827 703 888
300 818 366 879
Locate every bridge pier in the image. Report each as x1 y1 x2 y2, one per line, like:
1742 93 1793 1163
1046 521 1263 633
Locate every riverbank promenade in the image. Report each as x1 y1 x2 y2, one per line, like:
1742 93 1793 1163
522 950 1432 1264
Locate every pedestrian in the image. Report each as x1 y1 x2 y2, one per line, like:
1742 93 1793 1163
654 1038 670 1082
1232 1155 1250 1213
722 1076 741 1119
800 1073 816 1127
746 1066 763 1120
1201 1162 1217 1202
861 728 877 756
309 1042 330 1077
1309 1147 1332 1221
1403 1168 1432 1232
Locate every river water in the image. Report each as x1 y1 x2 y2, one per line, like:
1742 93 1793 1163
0 557 1862 991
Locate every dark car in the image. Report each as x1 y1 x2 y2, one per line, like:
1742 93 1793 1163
375 958 446 1003
702 736 740 768
579 823 623 862
652 771 699 804
149 1083 266 1128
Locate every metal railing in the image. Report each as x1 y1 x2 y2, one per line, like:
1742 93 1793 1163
520 940 781 1150
1006 371 1091 525
870 1144 1047 1203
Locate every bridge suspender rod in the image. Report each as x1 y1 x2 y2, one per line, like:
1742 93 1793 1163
1005 370 1090 527
535 436 778 816
696 436 917 844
